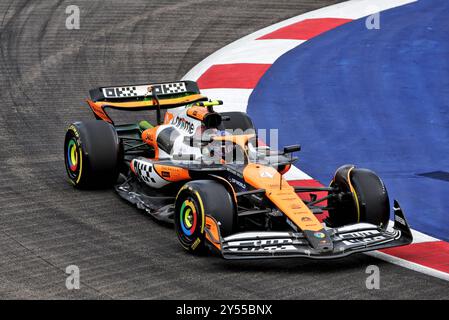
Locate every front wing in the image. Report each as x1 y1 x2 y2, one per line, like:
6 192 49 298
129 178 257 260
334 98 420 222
213 201 413 260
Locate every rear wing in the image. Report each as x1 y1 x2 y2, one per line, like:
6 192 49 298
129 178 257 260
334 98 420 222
86 80 208 124
89 80 201 102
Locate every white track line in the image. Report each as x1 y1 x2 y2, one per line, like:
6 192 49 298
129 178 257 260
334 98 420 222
367 251 449 282
199 89 252 113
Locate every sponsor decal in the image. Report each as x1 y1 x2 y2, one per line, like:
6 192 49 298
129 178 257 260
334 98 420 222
260 171 274 178
229 239 294 253
171 116 195 134
341 230 379 239
313 232 326 239
229 177 246 190
68 125 80 138
292 211 308 215
162 171 170 178
340 230 389 246
191 238 201 250
301 217 312 222
394 215 406 226
102 82 187 98
226 167 244 178
342 235 387 246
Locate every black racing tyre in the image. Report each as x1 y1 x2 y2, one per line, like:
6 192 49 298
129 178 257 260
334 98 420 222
174 180 236 254
64 120 121 188
328 165 390 230
219 112 255 134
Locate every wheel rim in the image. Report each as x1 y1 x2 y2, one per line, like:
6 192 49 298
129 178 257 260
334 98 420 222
179 198 197 236
65 134 82 183
175 190 206 252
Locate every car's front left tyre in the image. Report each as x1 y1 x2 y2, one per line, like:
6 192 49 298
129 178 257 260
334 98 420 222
174 180 237 254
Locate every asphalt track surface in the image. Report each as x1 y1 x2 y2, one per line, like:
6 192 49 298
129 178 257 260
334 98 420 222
0 0 447 299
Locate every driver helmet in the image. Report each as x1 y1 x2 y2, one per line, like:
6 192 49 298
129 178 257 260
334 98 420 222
205 130 234 161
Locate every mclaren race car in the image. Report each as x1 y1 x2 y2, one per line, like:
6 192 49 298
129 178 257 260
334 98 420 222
64 80 413 259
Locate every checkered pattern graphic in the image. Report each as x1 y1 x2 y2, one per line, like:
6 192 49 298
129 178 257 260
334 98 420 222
161 82 186 94
134 160 156 184
102 82 187 98
103 86 138 98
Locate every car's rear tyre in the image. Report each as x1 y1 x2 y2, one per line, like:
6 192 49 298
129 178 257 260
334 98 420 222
174 180 236 254
64 120 121 188
328 165 390 230
219 112 255 134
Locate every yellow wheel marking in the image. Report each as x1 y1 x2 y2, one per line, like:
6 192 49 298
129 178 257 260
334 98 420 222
184 207 193 228
67 127 83 185
194 191 205 233
347 167 360 222
192 238 201 250
75 145 83 184
70 145 77 166
176 186 205 235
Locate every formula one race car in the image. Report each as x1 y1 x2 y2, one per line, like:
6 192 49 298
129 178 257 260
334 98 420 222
64 80 413 259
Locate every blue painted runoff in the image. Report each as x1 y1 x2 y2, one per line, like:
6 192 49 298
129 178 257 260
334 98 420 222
247 0 449 241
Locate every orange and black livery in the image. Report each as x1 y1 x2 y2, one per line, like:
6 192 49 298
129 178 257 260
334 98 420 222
64 80 413 259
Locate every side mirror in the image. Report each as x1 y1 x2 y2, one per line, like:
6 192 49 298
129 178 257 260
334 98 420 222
283 144 301 154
